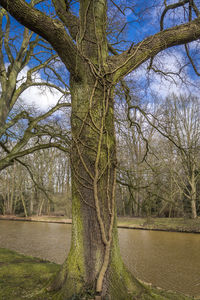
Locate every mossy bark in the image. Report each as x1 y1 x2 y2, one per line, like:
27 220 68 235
47 74 152 299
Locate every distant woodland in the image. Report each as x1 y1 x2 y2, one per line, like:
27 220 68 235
1 93 199 219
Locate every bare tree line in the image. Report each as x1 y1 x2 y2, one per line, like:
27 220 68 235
0 147 71 217
1 93 199 219
116 93 200 219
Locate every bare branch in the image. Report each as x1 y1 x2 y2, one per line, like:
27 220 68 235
109 17 200 82
0 0 80 76
185 43 200 76
110 0 125 16
160 0 189 31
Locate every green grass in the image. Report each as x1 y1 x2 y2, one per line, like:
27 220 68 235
117 217 200 233
0 248 60 300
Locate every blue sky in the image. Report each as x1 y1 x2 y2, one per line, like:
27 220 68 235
124 0 200 102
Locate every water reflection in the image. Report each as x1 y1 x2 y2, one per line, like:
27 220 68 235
0 220 200 297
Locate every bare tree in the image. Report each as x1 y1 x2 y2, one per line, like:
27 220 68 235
1 0 200 299
0 142 71 216
161 94 200 218
0 102 71 171
0 4 69 139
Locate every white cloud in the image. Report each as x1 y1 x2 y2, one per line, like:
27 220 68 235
149 76 182 99
17 66 67 111
20 86 63 111
127 47 200 100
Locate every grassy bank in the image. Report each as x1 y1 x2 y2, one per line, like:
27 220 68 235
0 214 72 224
1 215 200 233
0 248 195 300
117 217 200 233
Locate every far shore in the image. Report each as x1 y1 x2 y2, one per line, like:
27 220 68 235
1 214 200 233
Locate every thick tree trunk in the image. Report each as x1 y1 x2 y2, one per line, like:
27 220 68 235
0 99 10 138
191 197 197 219
48 75 149 299
190 170 197 219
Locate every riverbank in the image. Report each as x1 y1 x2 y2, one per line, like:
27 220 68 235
118 216 200 233
0 248 195 300
0 215 200 233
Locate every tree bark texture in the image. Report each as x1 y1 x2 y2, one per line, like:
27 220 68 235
48 71 149 299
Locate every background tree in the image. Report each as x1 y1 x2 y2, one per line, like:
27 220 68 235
0 146 72 216
118 92 200 219
0 2 71 176
161 94 200 218
0 101 71 171
0 4 69 138
115 96 156 217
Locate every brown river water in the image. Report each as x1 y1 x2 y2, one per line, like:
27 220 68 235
0 220 200 297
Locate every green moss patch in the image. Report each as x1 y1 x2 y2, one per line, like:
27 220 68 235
0 248 60 300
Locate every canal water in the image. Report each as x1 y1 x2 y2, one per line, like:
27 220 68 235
0 220 200 297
